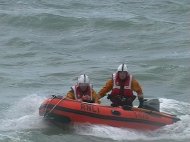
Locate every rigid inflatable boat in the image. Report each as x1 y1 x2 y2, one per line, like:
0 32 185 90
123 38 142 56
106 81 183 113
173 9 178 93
39 95 180 130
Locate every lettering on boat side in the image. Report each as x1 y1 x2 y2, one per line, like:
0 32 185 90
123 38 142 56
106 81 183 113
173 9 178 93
80 104 100 113
135 112 149 120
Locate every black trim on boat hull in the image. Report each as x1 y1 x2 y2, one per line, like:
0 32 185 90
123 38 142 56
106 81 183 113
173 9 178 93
40 105 168 127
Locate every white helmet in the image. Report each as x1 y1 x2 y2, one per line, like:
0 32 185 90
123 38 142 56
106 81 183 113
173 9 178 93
77 74 90 84
117 64 128 72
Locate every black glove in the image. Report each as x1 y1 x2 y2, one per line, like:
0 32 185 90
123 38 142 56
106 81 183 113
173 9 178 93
51 95 57 98
138 97 144 108
107 94 111 99
122 105 132 110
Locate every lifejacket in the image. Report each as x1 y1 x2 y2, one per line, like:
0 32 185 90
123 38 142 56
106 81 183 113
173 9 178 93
110 72 134 98
71 84 93 102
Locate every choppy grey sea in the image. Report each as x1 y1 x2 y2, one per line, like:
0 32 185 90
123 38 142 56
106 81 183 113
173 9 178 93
0 0 190 142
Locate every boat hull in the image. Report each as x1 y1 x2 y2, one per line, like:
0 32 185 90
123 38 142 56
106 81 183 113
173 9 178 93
39 97 180 130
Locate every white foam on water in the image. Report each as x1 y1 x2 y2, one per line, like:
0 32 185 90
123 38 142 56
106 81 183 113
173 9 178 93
74 98 190 141
74 124 148 141
0 94 48 132
1 95 189 141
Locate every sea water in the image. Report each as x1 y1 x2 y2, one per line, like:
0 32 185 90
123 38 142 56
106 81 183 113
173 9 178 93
0 0 190 142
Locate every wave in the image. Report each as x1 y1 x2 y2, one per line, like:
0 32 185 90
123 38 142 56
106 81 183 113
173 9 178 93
0 13 89 31
0 94 47 132
76 98 190 141
0 94 189 141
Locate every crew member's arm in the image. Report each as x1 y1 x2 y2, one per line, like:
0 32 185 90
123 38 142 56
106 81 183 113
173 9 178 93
92 89 101 104
131 78 143 97
65 90 75 100
131 78 144 108
97 79 113 99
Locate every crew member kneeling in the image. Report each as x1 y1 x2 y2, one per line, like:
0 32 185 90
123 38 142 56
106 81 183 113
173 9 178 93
66 74 100 104
97 64 144 108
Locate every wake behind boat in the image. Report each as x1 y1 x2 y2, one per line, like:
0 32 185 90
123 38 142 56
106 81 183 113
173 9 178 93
39 95 180 130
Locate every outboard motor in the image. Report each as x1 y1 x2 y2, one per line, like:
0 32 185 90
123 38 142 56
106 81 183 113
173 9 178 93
143 98 160 112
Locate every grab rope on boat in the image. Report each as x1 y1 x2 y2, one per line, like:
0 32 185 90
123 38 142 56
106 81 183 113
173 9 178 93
44 95 65 118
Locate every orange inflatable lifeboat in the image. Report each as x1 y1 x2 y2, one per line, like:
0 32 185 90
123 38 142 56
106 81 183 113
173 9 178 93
39 95 180 130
